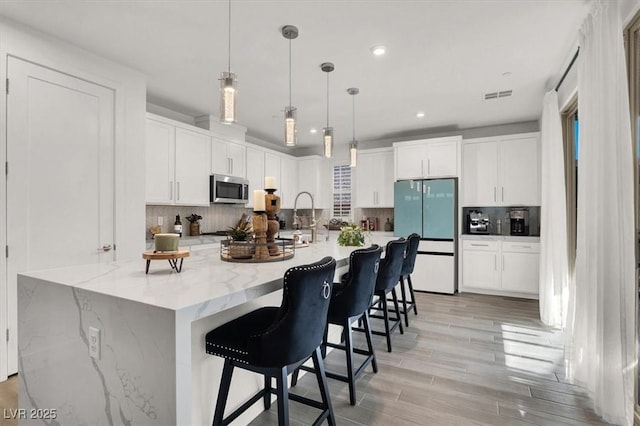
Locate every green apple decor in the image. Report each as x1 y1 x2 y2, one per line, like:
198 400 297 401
337 224 365 247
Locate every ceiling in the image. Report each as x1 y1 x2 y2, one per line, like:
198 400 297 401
0 0 590 153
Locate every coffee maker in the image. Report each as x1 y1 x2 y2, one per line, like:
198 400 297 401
468 210 490 234
509 208 529 235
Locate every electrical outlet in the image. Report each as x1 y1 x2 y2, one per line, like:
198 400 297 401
89 326 100 359
157 216 164 226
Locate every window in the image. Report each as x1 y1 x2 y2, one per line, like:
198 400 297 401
332 165 352 219
562 99 578 268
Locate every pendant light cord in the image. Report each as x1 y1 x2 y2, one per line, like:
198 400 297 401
326 72 330 126
227 0 231 74
289 38 292 108
352 94 355 140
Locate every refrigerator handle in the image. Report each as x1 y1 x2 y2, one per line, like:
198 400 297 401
493 187 497 202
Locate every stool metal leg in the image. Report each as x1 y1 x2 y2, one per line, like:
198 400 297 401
311 346 336 426
399 278 410 327
275 367 289 426
343 319 356 406
408 275 418 315
391 288 404 335
382 292 392 353
264 375 272 410
362 311 378 373
212 359 234 426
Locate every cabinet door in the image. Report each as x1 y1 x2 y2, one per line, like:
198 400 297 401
500 136 540 205
395 145 426 180
227 141 246 178
412 254 455 293
296 158 319 209
379 151 395 207
426 141 457 177
462 141 499 206
280 156 297 209
174 128 211 205
245 147 265 209
501 252 539 294
145 119 175 204
264 152 281 189
462 249 499 289
211 137 230 175
355 153 377 207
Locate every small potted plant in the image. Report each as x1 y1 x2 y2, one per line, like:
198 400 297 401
227 220 254 259
186 214 203 236
337 223 365 247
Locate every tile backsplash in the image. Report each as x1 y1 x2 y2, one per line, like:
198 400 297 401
145 205 329 239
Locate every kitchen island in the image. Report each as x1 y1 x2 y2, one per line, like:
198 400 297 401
17 234 396 425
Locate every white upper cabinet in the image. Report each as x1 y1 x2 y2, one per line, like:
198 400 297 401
245 146 265 209
296 156 329 209
145 119 175 204
394 136 460 180
462 132 540 206
279 156 298 209
355 149 394 208
211 137 246 178
145 115 211 206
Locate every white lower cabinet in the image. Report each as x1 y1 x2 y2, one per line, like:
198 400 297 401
462 238 539 297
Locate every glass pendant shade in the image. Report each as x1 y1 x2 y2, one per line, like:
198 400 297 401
220 71 237 124
323 127 334 158
349 140 358 167
284 106 297 147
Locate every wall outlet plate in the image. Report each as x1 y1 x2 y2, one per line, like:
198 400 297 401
89 326 100 359
157 216 164 226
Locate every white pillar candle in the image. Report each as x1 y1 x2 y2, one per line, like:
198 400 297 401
253 189 266 211
264 176 276 189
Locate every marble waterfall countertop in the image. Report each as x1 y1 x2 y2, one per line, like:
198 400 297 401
21 232 397 313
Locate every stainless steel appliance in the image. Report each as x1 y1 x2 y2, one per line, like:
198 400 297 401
468 210 490 234
210 175 249 204
510 208 529 235
394 179 457 294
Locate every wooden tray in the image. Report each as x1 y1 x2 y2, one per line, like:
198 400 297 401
142 250 190 273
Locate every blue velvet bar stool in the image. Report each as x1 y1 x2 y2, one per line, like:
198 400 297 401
205 256 337 426
366 238 408 353
397 233 420 326
291 245 383 406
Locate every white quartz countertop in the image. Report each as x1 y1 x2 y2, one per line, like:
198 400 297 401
19 234 397 312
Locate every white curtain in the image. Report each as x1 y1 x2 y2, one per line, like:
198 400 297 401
564 1 635 425
539 90 569 328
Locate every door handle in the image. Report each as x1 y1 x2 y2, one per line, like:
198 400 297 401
177 182 180 200
494 254 497 270
502 186 504 201
98 244 112 252
470 243 489 247
421 159 424 177
228 158 232 174
230 158 234 174
427 158 431 175
494 187 497 202
169 181 173 200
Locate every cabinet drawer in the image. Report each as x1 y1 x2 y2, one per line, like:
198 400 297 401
462 240 499 251
502 241 539 253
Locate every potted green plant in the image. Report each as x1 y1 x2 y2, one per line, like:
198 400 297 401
227 220 254 258
337 223 365 247
186 214 203 236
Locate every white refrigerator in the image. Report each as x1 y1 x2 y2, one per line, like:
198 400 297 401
393 178 458 294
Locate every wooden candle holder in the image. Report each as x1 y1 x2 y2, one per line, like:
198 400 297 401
265 189 281 256
252 212 270 260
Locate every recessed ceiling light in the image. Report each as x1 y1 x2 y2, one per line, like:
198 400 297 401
502 71 512 77
416 112 425 118
371 45 386 56
310 128 318 134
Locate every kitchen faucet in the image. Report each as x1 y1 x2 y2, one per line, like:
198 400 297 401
292 191 316 243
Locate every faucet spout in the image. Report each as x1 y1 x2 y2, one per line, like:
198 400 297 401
292 191 316 243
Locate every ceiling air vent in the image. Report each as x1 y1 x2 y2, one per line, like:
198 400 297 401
484 90 513 100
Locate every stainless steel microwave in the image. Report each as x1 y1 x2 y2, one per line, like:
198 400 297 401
210 175 249 204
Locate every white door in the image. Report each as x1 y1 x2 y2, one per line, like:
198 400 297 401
5 58 115 375
462 141 499 205
426 141 458 178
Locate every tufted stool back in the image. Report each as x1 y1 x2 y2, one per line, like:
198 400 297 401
401 233 420 277
375 239 408 292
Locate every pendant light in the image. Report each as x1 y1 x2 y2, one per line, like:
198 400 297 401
282 25 299 147
321 62 335 158
220 0 237 124
347 87 359 167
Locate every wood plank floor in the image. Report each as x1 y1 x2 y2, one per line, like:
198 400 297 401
0 292 611 425
248 292 611 426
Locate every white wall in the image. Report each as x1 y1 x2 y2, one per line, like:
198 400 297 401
0 17 147 380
